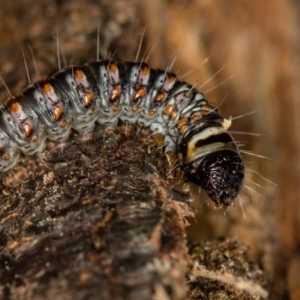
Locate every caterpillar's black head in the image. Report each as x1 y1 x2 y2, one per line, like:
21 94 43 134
183 150 244 208
178 114 245 208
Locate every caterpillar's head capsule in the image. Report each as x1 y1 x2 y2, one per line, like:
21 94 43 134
183 150 244 208
178 115 245 208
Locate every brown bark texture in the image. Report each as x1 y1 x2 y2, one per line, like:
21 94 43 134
0 0 298 299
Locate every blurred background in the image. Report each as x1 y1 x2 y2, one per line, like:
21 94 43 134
0 0 299 298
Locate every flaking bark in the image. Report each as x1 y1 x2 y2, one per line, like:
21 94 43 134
0 125 193 299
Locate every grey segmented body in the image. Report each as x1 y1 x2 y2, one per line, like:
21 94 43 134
0 60 244 208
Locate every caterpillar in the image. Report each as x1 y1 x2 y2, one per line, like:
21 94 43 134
0 59 244 209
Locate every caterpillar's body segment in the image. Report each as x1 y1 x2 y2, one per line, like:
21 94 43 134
0 60 244 208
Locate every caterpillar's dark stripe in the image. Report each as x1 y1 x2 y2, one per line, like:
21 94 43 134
0 60 244 208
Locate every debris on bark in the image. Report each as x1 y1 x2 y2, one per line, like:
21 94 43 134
0 125 194 299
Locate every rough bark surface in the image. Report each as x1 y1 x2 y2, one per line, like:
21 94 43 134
0 124 193 300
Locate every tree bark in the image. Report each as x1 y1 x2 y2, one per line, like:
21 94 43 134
0 124 194 299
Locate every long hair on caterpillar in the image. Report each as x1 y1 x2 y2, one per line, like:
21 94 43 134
183 97 276 217
0 26 247 210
